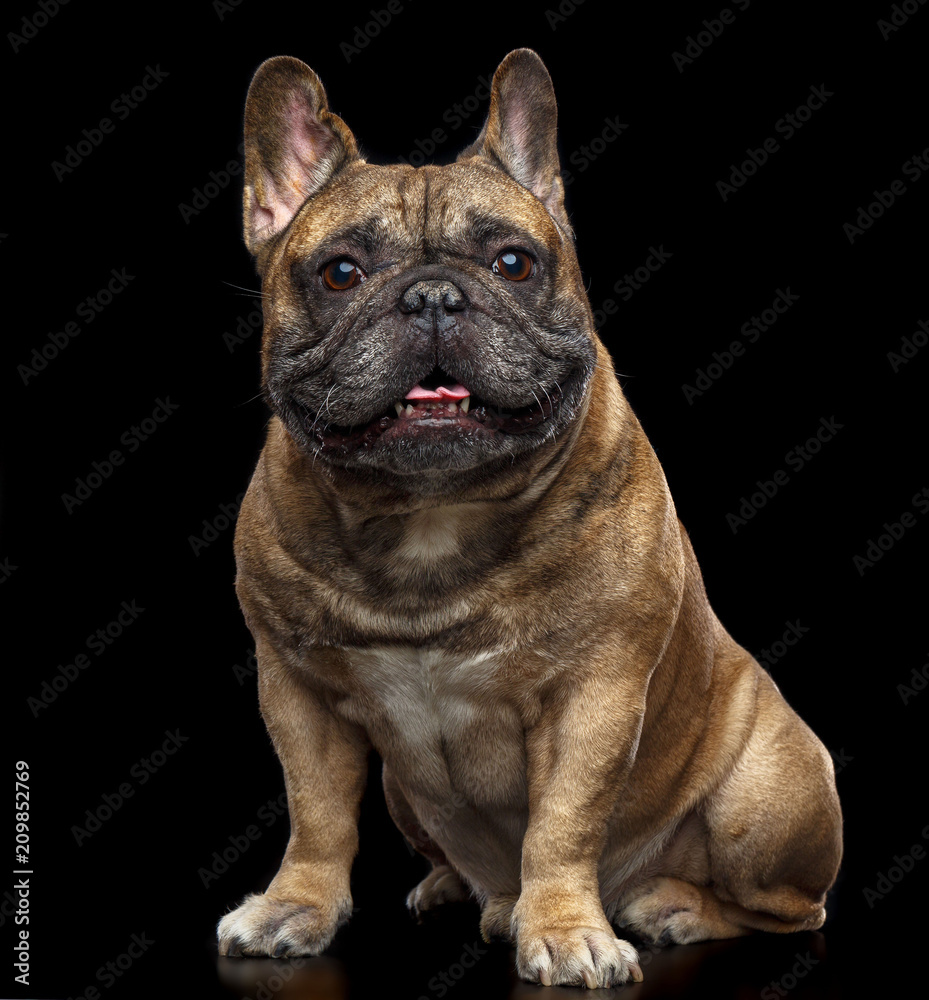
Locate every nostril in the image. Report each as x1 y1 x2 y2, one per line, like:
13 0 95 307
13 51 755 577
399 279 467 315
399 285 426 314
442 284 466 311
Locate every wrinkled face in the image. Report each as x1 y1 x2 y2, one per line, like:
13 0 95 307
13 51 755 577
260 158 596 487
244 50 597 495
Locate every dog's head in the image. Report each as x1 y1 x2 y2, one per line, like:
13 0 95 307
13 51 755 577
243 49 600 496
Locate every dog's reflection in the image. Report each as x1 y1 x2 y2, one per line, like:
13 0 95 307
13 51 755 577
216 932 830 998
506 933 830 999
217 955 347 999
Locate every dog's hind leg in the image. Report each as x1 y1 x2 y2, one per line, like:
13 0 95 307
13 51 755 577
616 671 841 945
382 763 471 918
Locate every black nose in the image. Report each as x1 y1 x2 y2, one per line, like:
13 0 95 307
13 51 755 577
399 279 467 317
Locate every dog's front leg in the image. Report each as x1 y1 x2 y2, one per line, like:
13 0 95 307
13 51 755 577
217 638 369 957
513 668 647 988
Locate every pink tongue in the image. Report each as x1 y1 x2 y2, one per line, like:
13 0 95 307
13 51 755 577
404 383 470 401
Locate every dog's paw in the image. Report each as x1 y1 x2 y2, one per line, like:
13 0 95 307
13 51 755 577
479 894 518 942
614 876 705 946
406 864 470 920
217 892 351 958
517 926 643 988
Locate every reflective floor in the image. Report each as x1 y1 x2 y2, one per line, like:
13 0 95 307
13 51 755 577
212 901 848 1000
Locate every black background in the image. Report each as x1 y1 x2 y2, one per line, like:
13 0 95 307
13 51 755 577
5 1 928 997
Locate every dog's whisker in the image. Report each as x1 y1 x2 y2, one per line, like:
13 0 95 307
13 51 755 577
322 386 339 418
222 280 271 299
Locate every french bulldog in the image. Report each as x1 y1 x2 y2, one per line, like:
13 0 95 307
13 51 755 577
216 49 842 988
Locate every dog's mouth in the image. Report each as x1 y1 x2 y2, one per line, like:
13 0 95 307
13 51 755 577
311 367 563 452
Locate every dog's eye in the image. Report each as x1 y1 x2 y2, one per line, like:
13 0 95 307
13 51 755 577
321 257 366 290
492 249 534 281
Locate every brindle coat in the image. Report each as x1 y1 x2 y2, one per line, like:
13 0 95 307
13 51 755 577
217 50 842 989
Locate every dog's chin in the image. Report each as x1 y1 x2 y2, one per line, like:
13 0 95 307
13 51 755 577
282 380 576 483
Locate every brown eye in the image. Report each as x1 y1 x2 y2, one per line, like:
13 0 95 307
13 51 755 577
492 249 534 281
321 257 366 290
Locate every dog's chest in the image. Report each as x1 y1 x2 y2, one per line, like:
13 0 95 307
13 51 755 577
336 645 527 804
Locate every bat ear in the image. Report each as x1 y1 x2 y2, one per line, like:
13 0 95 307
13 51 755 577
242 56 360 252
458 49 569 232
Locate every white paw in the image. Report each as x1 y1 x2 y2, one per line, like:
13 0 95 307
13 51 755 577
479 894 518 942
614 876 702 945
406 864 470 919
518 926 643 988
217 893 351 958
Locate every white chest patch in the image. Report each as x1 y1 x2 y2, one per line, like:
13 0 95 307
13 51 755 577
396 506 468 562
338 644 526 806
341 645 500 735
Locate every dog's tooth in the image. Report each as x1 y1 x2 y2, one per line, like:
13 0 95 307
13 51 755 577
394 402 404 417
448 403 457 413
460 396 470 413
405 404 414 416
